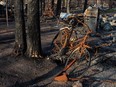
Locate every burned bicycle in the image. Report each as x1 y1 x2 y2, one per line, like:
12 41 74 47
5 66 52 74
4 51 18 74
50 14 93 78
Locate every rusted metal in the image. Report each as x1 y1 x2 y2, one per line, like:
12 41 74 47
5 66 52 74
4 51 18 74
52 8 115 84
54 30 92 82
54 73 68 82
69 30 92 52
54 57 79 82
53 15 97 82
55 69 116 83
52 15 92 54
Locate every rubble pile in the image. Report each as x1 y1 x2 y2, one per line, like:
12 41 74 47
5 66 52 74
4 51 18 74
49 5 116 87
100 14 116 31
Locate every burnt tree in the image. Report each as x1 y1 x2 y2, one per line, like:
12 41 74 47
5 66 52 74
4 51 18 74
51 0 54 10
26 0 42 58
55 0 62 16
40 0 42 16
83 0 88 12
14 0 26 55
109 0 113 9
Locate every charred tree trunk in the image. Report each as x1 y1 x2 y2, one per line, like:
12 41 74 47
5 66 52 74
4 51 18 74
55 0 62 16
43 0 45 12
26 0 42 58
5 0 9 27
40 0 42 16
14 0 26 56
51 0 54 10
83 0 88 12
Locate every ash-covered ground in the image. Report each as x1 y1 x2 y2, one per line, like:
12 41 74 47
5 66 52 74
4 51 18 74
0 16 116 87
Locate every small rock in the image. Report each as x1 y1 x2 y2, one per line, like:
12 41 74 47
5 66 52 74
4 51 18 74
72 81 83 87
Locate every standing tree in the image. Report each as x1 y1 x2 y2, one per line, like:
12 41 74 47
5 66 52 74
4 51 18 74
26 0 42 58
40 0 42 16
83 0 88 12
67 0 70 13
62 0 67 8
13 0 27 56
51 0 54 10
5 0 9 27
55 0 62 16
109 0 113 9
42 0 45 12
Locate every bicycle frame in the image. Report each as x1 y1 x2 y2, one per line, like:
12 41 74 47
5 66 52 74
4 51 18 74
58 16 92 56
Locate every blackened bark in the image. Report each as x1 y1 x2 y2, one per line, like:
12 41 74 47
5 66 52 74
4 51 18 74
55 0 62 16
43 0 45 11
26 0 42 58
83 0 88 12
51 0 54 10
14 0 26 55
40 0 42 16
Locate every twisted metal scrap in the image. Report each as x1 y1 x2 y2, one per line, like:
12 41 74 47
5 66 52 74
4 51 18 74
53 28 71 53
52 14 93 56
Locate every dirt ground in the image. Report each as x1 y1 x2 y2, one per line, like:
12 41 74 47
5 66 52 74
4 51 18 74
0 16 116 87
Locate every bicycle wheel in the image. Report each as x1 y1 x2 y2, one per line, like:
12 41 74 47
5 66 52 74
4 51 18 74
51 28 70 53
65 47 91 78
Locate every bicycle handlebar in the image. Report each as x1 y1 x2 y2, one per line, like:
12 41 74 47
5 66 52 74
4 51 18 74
68 15 92 32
